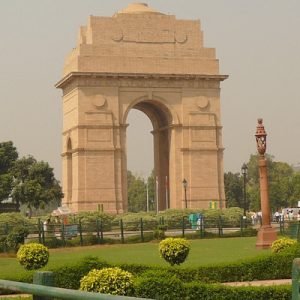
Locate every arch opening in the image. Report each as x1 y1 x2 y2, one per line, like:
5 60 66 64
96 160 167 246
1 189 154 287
125 100 172 212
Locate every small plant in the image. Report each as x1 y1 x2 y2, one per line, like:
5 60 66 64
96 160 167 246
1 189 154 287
159 237 190 266
17 243 49 270
80 267 133 296
6 226 29 251
271 237 297 253
153 224 167 240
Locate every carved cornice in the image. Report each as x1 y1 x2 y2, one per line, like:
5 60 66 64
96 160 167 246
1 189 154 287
181 147 225 152
62 124 121 135
55 72 228 95
61 147 121 157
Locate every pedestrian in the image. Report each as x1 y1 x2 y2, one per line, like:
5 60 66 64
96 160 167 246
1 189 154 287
196 215 202 230
257 211 262 224
251 212 257 225
43 218 50 234
274 211 280 223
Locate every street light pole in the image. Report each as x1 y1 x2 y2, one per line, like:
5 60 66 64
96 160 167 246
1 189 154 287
146 182 149 212
182 179 188 209
241 163 248 217
254 118 277 248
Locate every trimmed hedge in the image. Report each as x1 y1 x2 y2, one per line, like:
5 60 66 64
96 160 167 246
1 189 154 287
134 275 291 300
52 256 109 289
44 244 300 290
183 282 290 300
134 270 185 299
2 252 292 299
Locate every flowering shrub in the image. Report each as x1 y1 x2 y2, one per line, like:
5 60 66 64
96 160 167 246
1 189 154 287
80 267 133 296
17 243 49 270
271 237 297 253
159 237 190 266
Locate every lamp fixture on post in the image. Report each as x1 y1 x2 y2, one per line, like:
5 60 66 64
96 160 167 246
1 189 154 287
241 163 248 217
255 118 277 248
182 179 188 209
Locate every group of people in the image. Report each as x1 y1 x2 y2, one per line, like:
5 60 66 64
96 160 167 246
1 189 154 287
281 209 300 221
42 216 64 233
188 213 203 230
250 209 300 225
250 211 262 225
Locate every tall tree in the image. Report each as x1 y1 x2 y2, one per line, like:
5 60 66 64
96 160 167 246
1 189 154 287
0 141 18 174
0 141 18 202
127 171 146 212
224 172 243 208
11 157 63 215
146 170 155 211
245 154 295 211
289 173 300 207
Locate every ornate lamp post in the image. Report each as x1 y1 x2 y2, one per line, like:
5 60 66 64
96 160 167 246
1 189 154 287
255 118 277 248
241 163 248 217
182 179 188 209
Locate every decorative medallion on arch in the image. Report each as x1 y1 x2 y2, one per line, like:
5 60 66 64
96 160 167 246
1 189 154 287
56 2 228 213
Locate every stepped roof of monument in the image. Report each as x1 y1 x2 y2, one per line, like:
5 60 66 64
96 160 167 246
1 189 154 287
116 2 164 15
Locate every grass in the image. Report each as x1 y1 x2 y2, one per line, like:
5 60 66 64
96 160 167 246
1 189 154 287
0 237 270 280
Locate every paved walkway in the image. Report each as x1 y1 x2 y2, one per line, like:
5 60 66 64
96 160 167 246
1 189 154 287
0 295 30 298
223 279 291 287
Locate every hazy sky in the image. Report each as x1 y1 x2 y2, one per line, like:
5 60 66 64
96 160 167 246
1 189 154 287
1 1 300 180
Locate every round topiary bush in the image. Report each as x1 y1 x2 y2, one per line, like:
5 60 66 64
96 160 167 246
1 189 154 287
17 243 49 270
271 237 297 253
80 267 133 296
159 237 190 266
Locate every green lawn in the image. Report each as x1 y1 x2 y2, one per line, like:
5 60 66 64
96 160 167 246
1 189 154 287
0 237 270 280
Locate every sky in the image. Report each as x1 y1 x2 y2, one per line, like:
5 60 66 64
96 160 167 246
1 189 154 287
0 1 300 180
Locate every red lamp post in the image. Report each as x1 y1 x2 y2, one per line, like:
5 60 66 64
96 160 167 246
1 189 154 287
255 118 277 248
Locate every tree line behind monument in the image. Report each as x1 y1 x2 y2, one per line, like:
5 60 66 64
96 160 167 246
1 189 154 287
0 140 299 216
0 141 62 216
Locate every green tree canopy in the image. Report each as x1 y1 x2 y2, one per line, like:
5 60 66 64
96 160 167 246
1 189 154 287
224 172 243 208
0 141 63 215
0 141 18 174
225 154 300 212
127 171 146 212
0 142 18 202
146 170 155 211
11 157 63 214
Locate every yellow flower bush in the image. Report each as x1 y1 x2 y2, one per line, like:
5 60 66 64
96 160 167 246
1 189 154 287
271 237 297 253
80 267 133 296
17 243 49 270
159 237 190 266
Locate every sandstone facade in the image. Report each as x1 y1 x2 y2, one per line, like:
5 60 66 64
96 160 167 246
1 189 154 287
56 3 228 213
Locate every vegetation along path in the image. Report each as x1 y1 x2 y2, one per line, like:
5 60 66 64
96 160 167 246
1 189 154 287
0 237 270 280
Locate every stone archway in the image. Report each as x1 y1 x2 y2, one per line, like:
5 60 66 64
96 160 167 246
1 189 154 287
125 98 173 211
56 3 228 213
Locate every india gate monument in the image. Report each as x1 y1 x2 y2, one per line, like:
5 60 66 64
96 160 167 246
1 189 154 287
56 3 228 213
